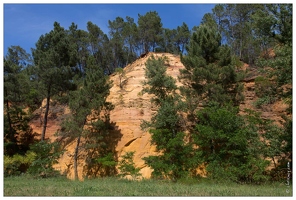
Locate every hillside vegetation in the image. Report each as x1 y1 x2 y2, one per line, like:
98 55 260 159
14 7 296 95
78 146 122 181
4 4 292 186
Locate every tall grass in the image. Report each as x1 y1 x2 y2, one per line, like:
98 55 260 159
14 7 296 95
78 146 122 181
4 174 292 196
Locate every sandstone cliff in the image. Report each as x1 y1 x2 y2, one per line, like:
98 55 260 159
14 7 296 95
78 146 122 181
28 52 290 180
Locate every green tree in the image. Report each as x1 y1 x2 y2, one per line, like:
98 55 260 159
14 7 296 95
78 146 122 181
138 11 163 53
180 24 244 115
230 4 255 63
253 5 292 171
4 46 37 156
266 4 292 45
142 56 177 105
118 151 141 179
156 24 190 55
123 16 139 61
257 39 292 90
115 67 127 89
254 4 292 116
4 151 36 177
201 13 218 30
250 6 276 58
195 104 269 183
59 56 113 180
27 140 62 178
243 109 292 181
32 22 76 141
157 28 179 54
142 56 196 180
108 17 127 69
213 4 292 65
212 4 226 42
176 22 191 54
212 4 266 64
86 21 113 74
280 116 292 164
67 22 90 76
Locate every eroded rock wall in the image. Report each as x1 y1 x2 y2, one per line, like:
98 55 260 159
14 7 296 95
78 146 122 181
28 53 290 180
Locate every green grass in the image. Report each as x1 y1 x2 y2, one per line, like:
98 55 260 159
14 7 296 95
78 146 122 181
4 175 292 196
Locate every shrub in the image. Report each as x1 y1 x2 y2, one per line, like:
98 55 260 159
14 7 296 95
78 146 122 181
118 94 124 105
254 76 276 97
4 151 36 177
253 96 275 108
118 151 142 180
143 130 197 181
27 140 63 178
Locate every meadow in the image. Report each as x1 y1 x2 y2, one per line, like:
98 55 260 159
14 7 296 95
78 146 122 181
4 175 292 196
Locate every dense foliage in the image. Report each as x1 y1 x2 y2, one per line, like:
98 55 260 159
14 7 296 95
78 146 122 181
27 140 62 178
3 4 292 183
194 104 269 183
58 56 114 180
142 56 197 180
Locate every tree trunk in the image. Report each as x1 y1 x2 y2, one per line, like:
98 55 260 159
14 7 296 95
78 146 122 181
41 88 51 141
74 135 81 180
5 90 14 141
181 43 185 54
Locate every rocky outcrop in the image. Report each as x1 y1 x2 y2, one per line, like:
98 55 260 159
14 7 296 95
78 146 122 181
106 52 185 179
239 64 290 125
28 52 290 180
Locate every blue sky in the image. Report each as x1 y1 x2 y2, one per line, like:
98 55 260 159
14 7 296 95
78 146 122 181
3 3 216 56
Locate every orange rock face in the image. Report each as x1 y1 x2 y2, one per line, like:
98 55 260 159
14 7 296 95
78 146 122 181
28 52 185 180
28 52 290 180
106 52 185 179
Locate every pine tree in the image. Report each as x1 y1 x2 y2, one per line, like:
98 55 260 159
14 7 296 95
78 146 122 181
118 151 141 179
254 4 292 169
108 17 127 69
137 11 163 53
122 16 138 61
195 104 269 183
59 56 113 180
67 23 90 76
179 24 260 182
180 24 244 114
157 28 179 54
176 22 190 54
4 46 37 155
255 4 292 88
32 22 76 141
212 4 267 64
142 56 196 180
86 21 113 74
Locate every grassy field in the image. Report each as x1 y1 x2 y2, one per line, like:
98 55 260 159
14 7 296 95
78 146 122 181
4 175 292 196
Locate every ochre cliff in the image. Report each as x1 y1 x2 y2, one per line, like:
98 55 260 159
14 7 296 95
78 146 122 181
28 52 290 180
